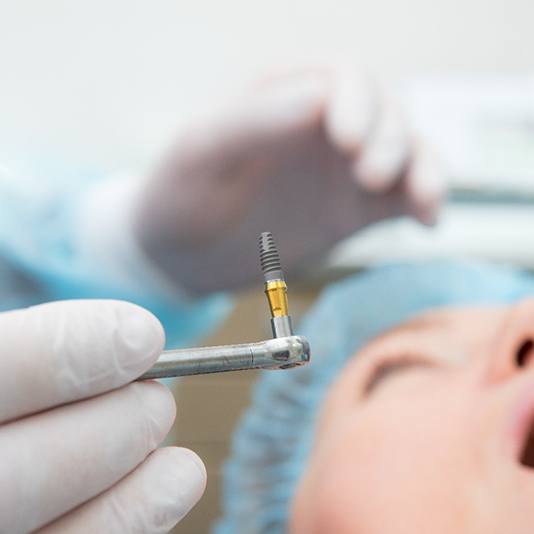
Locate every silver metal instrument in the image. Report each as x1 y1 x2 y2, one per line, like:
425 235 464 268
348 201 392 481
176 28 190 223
138 232 310 379
139 335 310 379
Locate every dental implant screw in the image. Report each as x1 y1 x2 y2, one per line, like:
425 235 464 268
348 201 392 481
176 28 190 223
259 232 285 282
259 232 294 338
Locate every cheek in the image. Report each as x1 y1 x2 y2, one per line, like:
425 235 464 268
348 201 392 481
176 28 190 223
307 392 483 533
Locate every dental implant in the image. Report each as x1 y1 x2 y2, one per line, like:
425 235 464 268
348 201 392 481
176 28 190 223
259 232 294 338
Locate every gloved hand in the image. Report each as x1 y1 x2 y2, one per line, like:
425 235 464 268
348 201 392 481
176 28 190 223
0 299 206 534
133 65 445 294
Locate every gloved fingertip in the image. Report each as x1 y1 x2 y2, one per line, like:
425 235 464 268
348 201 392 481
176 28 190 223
114 301 166 372
326 113 367 155
163 447 207 521
407 163 447 220
352 158 396 193
131 381 177 443
233 74 329 140
175 447 208 483
407 173 445 227
416 206 440 227
324 67 375 155
353 137 410 192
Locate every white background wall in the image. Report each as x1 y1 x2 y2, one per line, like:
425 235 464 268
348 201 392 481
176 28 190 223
1 0 533 173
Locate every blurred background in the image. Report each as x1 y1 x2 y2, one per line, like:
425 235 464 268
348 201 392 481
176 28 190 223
1 1 533 531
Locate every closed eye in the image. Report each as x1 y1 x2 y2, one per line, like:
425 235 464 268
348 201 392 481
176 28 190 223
362 357 436 397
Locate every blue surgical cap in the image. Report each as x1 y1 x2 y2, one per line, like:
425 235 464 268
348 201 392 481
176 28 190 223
215 261 534 534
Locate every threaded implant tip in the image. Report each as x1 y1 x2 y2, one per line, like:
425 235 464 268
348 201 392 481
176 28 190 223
259 232 284 282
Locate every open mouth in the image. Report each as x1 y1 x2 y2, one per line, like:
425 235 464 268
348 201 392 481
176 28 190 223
514 340 534 469
520 420 534 469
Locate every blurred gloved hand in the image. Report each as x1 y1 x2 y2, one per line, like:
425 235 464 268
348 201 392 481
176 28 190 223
0 300 206 534
134 65 445 294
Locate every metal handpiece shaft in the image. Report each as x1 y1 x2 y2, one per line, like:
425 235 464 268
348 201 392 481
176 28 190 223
138 335 310 380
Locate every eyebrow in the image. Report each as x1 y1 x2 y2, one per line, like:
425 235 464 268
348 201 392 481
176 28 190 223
362 357 436 397
374 315 447 341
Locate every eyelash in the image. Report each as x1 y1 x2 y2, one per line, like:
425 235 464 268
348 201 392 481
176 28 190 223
362 354 432 396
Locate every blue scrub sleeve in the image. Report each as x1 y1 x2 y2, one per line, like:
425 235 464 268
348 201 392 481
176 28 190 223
0 156 231 347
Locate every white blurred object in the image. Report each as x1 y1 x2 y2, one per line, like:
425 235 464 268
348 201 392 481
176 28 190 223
326 204 534 273
1 0 534 170
1 1 533 270
402 75 534 192
129 69 443 294
322 75 534 272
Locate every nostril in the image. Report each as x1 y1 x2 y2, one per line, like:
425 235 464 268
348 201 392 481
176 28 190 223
516 339 534 367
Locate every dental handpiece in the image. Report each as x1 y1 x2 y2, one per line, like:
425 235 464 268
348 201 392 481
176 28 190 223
138 232 310 379
139 335 310 379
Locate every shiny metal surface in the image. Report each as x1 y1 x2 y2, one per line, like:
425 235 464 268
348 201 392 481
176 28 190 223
138 335 310 379
271 315 293 338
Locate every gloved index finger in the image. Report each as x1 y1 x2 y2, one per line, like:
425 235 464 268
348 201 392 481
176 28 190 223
0 299 164 424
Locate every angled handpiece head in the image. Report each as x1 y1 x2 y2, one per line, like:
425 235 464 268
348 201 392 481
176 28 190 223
252 335 311 370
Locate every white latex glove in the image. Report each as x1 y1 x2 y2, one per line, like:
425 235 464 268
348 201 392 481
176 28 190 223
133 65 445 295
0 300 206 534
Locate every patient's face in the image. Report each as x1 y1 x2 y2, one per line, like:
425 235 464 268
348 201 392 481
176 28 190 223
291 299 534 534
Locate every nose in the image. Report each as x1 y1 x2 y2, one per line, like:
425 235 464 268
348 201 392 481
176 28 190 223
485 299 534 382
